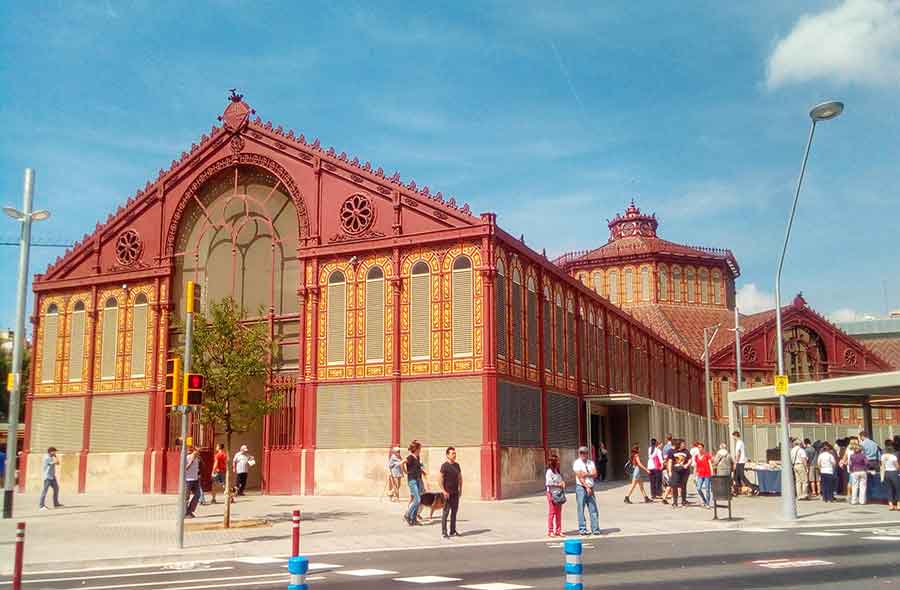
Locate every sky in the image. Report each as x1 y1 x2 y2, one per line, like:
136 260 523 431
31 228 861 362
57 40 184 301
1 0 899 333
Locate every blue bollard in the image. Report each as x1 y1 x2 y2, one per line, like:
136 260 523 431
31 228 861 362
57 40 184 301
288 556 309 590
564 538 583 590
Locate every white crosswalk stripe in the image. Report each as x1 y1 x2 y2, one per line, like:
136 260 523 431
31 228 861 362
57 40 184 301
739 528 786 533
798 532 847 537
459 584 534 590
394 575 463 583
861 536 900 541
337 568 399 577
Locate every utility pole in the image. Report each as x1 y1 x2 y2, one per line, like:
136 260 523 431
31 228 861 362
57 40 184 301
703 324 720 447
734 306 742 443
175 281 199 548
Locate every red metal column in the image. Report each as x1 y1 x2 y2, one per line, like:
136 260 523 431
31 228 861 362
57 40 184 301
78 285 99 493
142 278 162 493
479 226 500 500
537 267 548 460
390 247 402 448
301 258 320 496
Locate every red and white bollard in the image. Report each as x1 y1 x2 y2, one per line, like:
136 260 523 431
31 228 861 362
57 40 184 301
13 521 25 590
291 509 301 557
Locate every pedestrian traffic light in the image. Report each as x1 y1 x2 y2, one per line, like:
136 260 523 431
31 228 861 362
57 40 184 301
186 281 202 314
183 372 205 406
165 358 182 407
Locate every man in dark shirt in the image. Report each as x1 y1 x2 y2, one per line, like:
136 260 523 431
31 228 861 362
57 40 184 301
439 446 462 539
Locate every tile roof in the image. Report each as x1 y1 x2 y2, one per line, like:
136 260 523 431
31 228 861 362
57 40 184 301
858 337 900 370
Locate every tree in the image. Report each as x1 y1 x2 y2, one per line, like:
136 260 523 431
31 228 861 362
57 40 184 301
187 297 279 528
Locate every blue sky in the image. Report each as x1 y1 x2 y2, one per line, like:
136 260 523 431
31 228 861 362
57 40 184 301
2 1 899 332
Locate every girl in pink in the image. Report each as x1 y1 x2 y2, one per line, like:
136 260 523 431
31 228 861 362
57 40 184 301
545 454 565 537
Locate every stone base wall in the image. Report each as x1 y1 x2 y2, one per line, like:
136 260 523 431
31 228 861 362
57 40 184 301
85 452 145 494
25 452 80 494
499 446 579 498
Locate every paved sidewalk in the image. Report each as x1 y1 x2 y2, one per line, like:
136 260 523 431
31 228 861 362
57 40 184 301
1 482 896 574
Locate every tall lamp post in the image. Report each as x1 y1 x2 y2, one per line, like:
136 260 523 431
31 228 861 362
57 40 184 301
703 323 721 447
775 101 843 521
3 169 50 519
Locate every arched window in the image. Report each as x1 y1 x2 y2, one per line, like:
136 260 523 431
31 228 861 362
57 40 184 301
68 301 86 382
555 292 564 375
592 271 603 296
699 268 709 304
542 286 552 371
567 298 576 378
326 271 346 365
672 266 682 302
510 267 523 361
41 303 59 383
495 259 507 359
782 326 828 382
608 270 619 304
452 257 473 356
686 267 696 303
410 261 431 360
366 266 385 362
526 278 538 367
100 297 119 380
130 293 149 377
658 265 668 301
577 272 589 287
640 267 650 302
624 268 634 303
713 271 722 305
587 310 595 384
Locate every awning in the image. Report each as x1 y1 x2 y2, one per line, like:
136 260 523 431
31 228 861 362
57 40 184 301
583 392 652 406
728 370 900 405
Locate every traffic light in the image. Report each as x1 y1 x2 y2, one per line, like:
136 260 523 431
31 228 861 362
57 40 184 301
165 358 182 407
186 281 202 314
183 373 205 406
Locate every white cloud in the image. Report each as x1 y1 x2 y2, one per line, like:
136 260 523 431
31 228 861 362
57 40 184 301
767 0 900 89
828 307 880 322
736 283 775 313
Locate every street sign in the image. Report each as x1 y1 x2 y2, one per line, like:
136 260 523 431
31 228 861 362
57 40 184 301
775 374 789 395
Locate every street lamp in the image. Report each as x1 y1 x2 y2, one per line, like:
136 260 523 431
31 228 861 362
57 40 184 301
702 323 721 447
774 101 843 521
3 169 50 519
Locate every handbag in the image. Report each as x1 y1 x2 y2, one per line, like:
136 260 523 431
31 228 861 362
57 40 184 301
248 457 257 467
550 486 567 505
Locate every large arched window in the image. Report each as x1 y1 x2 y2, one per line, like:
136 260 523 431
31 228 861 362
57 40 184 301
130 293 149 377
41 304 59 383
68 301 86 382
592 271 603 296
672 266 682 302
526 278 538 367
326 270 347 365
686 267 696 303
782 326 828 383
699 268 709 304
100 297 119 380
567 298 576 378
452 256 473 356
410 261 431 360
713 270 722 305
658 265 668 301
555 292 565 375
640 267 650 302
510 267 523 362
366 267 385 362
542 286 552 371
608 270 619 304
624 268 634 303
495 259 507 359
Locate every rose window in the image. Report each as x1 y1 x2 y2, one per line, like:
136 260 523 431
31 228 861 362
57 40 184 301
742 344 757 364
844 349 858 367
339 194 374 235
115 229 143 266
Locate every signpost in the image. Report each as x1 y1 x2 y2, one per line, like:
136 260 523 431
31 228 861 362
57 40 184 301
775 375 789 396
175 281 202 549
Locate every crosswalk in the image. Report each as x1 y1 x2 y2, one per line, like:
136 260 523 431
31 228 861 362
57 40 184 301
738 525 900 542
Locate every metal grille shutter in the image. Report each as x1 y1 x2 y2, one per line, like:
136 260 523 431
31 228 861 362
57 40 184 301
452 269 473 356
498 381 541 447
555 305 564 375
41 314 58 383
582 320 590 383
326 282 346 365
316 382 391 449
567 312 576 378
410 273 431 359
548 391 578 448
495 274 506 358
366 278 385 361
624 269 634 303
90 394 149 452
30 397 84 452
526 291 537 366
511 282 522 362
68 311 85 381
130 304 148 377
100 306 119 380
401 376 482 447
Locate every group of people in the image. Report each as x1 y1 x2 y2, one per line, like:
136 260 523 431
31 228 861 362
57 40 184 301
183 443 256 518
392 441 463 539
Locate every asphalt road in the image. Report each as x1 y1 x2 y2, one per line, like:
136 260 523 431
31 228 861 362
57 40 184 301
4 521 900 589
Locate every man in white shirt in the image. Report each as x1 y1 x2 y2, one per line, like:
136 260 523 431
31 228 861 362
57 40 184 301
790 439 809 500
573 446 601 535
732 431 759 496
233 445 254 496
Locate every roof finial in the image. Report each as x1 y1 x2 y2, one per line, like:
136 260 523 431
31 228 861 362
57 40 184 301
229 88 244 103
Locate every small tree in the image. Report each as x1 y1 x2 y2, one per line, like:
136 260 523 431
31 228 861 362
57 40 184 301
189 297 280 528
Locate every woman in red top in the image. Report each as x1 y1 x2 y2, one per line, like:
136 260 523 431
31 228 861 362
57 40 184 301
211 443 227 504
694 443 713 508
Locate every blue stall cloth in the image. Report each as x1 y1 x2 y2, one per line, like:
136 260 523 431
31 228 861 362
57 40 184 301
866 473 890 502
751 469 782 494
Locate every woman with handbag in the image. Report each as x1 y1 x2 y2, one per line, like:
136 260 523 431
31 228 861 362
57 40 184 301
545 454 565 537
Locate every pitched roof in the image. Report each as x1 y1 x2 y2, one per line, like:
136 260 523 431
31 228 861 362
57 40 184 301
560 236 739 272
628 305 742 359
858 337 900 370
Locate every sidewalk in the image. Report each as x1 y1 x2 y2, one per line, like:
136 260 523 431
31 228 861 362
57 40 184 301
1 482 896 574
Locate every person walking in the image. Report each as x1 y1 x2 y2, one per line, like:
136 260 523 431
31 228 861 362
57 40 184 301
843 441 868 505
597 442 609 482
403 441 424 526
387 446 403 502
624 444 652 504
438 447 462 539
713 443 734 477
573 446 601 536
732 431 759 496
647 438 664 499
38 446 63 511
545 453 565 537
790 439 809 501
694 442 713 508
818 441 838 502
667 440 690 509
210 443 227 504
232 445 254 496
184 446 202 518
881 443 899 511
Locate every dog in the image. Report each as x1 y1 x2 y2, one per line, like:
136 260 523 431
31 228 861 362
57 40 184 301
416 491 446 522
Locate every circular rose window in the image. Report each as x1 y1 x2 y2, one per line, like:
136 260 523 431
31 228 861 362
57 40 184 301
115 229 143 266
339 194 375 235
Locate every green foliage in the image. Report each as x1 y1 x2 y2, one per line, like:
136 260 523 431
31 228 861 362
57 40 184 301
188 297 280 436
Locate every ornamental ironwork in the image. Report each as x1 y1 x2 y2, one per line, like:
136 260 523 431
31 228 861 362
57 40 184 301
339 193 375 235
114 229 143 266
